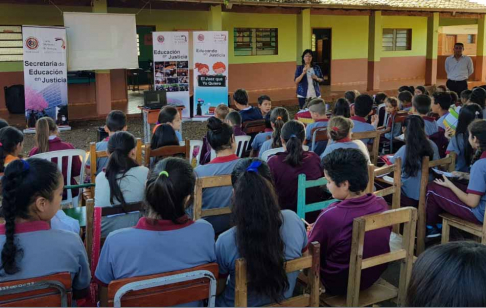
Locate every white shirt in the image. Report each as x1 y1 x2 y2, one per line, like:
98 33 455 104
445 55 474 81
306 68 317 98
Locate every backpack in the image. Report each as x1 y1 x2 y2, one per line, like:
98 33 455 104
4 85 25 114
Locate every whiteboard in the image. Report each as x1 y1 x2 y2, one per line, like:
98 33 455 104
63 12 138 71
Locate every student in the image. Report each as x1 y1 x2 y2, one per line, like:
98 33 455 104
233 89 263 123
461 89 472 105
351 94 377 144
406 241 486 307
304 98 329 156
390 116 439 206
216 158 307 306
332 98 350 118
157 106 183 141
436 85 448 93
258 108 290 158
374 97 401 140
86 110 127 176
309 148 390 295
398 91 413 112
267 120 323 218
95 131 149 237
414 86 429 96
450 91 459 108
95 158 216 306
0 158 90 298
399 85 415 94
446 104 483 172
321 116 370 164
431 92 453 130
257 95 272 119
149 124 181 166
411 95 439 136
251 118 273 154
0 126 23 172
0 119 8 130
344 90 359 105
469 87 486 119
193 117 239 234
215 103 230 121
225 111 246 137
375 92 388 127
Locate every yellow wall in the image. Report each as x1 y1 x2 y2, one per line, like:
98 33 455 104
381 16 427 58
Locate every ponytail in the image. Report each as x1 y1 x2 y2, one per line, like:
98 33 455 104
35 117 56 154
0 127 24 173
403 115 434 177
328 116 353 141
269 107 290 149
469 120 486 164
281 120 305 167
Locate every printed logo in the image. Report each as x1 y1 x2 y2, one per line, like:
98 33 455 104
157 35 165 43
198 34 205 42
214 33 227 43
55 37 65 49
25 37 39 50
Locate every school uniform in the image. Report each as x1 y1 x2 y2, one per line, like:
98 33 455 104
51 210 80 234
232 125 246 137
320 138 371 165
251 129 273 152
401 103 412 112
437 112 449 130
422 116 439 136
175 130 183 142
426 151 486 225
192 154 240 234
216 210 307 307
308 194 391 295
0 221 91 291
95 166 149 237
446 134 469 172
86 137 109 176
258 139 274 159
383 113 402 140
305 118 329 156
390 140 440 201
95 216 216 306
239 106 263 123
351 116 376 144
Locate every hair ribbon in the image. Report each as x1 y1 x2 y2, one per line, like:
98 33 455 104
276 116 283 120
246 160 262 173
158 171 169 178
21 160 30 172
332 126 339 132
289 134 297 138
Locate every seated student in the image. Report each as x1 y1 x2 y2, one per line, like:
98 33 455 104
461 89 472 106
95 131 149 237
225 111 246 137
411 95 439 136
450 91 459 108
267 120 323 219
199 104 230 165
333 98 350 118
193 118 239 234
0 119 8 130
344 90 359 106
293 100 313 124
446 104 483 172
309 148 390 295
398 91 413 112
150 124 181 167
216 158 307 307
426 119 486 237
233 89 263 123
374 97 401 141
431 92 452 130
258 108 290 158
406 241 486 307
251 118 273 155
0 126 23 172
86 110 127 176
352 94 377 144
215 103 230 121
414 86 429 96
156 106 183 141
390 115 439 206
468 87 486 119
375 92 388 127
257 95 272 120
96 158 216 306
321 116 371 164
0 158 90 299
399 85 415 94
305 98 329 156
436 85 448 93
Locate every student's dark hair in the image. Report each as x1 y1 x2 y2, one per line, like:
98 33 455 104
398 91 413 105
106 131 139 208
258 95 271 105
226 111 242 126
469 87 486 109
480 85 486 93
398 85 415 94
432 91 452 111
35 117 57 154
412 94 432 115
206 117 234 152
415 86 428 96
281 120 306 167
455 104 483 167
469 119 486 164
437 85 448 93
269 107 290 149
301 49 314 66
333 98 350 118
407 241 486 307
106 110 127 132
145 158 195 224
0 127 23 173
157 106 179 124
354 94 373 117
231 158 288 302
374 92 388 105
233 88 249 105
461 89 472 101
328 116 353 141
150 124 180 150
455 42 464 48
344 90 359 104
450 91 459 105
322 148 368 193
1 158 62 275
0 119 8 130
403 115 434 177
385 97 399 108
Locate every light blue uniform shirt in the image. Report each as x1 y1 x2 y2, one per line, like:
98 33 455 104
446 134 469 172
251 131 273 152
351 116 376 144
86 139 109 176
321 140 371 164
423 117 439 136
175 130 183 142
467 154 486 222
258 139 274 159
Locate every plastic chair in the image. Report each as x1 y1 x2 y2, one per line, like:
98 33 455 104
210 136 251 161
261 145 310 162
180 140 204 167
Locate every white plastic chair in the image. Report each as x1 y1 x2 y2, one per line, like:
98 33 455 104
261 145 310 162
180 140 204 166
210 135 252 161
31 149 87 208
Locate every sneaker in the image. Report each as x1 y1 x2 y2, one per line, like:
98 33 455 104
426 226 441 238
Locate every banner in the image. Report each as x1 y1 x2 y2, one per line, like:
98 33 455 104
152 31 190 118
193 31 228 117
22 26 68 128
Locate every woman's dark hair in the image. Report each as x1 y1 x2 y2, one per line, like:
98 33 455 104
157 106 179 124
150 124 179 150
301 49 314 66
398 85 415 94
1 158 62 275
403 115 434 177
0 127 24 173
322 148 369 193
333 98 350 118
375 92 388 105
0 119 8 130
231 158 288 303
106 131 139 209
450 91 459 106
469 119 486 164
269 107 290 149
415 86 428 96
281 120 306 167
469 87 486 109
206 117 233 152
407 241 486 307
145 158 195 224
455 104 483 167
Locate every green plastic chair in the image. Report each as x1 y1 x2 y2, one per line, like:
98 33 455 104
296 173 338 219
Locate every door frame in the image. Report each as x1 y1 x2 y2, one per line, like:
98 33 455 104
311 27 332 86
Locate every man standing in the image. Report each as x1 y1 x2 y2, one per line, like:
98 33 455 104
445 43 474 97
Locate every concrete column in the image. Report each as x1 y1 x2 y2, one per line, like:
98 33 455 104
92 0 107 13
208 5 223 31
425 12 439 86
476 16 486 82
367 11 382 91
296 9 311 63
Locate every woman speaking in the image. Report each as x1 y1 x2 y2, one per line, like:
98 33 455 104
294 49 324 109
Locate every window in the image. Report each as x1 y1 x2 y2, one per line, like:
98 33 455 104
0 26 23 62
468 34 476 44
234 28 278 56
382 29 412 51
